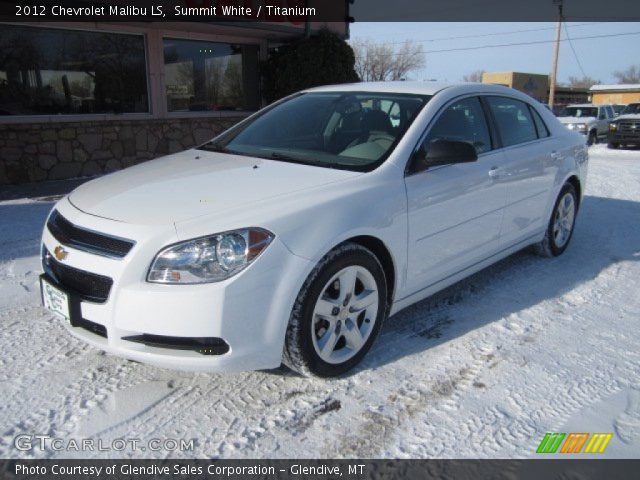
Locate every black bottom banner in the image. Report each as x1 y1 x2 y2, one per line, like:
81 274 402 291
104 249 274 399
1 459 639 480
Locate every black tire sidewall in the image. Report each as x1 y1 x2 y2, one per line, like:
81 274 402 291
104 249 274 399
547 183 578 256
296 247 387 377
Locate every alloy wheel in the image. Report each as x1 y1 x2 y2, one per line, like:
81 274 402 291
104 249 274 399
553 192 576 248
311 265 379 364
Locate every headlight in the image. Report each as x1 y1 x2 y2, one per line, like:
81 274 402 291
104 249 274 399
609 123 617 131
147 228 274 284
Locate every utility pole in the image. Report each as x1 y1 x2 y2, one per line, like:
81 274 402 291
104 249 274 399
549 0 564 109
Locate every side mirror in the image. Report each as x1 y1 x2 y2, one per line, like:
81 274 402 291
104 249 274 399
414 139 478 170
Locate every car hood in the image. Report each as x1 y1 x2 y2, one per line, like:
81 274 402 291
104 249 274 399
69 149 360 225
615 113 640 121
557 116 597 125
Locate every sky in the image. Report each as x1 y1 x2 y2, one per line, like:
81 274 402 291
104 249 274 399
348 22 640 85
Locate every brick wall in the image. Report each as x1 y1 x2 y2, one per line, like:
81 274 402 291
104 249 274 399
0 117 243 185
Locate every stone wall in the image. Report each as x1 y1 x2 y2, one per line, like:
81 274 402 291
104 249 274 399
0 117 244 185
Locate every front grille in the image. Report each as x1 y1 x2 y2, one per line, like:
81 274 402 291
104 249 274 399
43 248 113 303
617 121 640 133
47 210 135 258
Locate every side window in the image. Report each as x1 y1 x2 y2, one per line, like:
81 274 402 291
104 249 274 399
421 96 492 156
606 106 614 118
487 96 538 147
530 106 550 138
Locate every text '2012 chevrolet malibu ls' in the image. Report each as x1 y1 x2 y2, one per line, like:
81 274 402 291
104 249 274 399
40 82 588 377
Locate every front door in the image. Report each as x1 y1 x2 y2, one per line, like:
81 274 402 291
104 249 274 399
404 96 508 296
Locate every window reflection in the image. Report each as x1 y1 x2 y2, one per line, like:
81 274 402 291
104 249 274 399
163 39 259 112
0 25 148 115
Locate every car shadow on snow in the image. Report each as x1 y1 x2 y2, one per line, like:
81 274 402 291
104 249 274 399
0 200 54 262
355 194 640 374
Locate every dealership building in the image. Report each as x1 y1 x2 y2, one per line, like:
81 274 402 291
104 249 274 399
0 20 347 185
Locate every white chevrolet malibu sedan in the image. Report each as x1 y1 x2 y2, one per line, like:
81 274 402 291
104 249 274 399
40 82 588 377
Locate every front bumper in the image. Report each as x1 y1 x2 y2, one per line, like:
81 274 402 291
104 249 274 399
41 198 313 372
608 131 640 144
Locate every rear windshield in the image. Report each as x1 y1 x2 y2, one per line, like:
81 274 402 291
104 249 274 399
200 92 431 172
560 106 598 118
621 104 640 115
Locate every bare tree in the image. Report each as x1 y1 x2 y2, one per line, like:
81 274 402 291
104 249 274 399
567 75 601 88
462 70 485 83
613 65 640 84
351 39 425 82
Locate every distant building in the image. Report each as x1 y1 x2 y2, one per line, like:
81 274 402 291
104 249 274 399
590 84 640 105
481 71 589 107
482 72 549 103
553 86 590 107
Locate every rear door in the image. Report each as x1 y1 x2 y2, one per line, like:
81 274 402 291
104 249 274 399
484 96 558 246
404 96 508 294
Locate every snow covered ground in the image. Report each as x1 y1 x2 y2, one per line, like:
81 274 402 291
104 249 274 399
0 144 639 459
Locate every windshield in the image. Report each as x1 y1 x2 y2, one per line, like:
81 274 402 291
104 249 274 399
621 103 640 115
560 106 598 118
200 92 430 171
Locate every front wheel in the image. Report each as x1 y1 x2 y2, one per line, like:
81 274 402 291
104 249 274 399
534 183 578 257
283 243 388 377
587 130 597 146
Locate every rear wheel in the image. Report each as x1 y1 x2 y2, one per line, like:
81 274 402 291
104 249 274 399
283 243 388 377
534 183 578 257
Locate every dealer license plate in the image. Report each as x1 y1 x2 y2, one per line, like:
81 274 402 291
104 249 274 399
41 278 70 321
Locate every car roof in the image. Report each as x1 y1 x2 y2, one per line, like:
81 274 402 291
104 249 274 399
567 103 602 107
303 81 523 97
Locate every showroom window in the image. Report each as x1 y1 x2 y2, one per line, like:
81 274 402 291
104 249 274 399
0 25 148 116
163 38 260 112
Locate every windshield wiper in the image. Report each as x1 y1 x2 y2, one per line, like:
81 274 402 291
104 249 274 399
267 152 338 169
199 143 237 154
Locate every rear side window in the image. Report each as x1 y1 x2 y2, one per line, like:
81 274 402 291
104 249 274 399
486 97 538 147
529 106 550 138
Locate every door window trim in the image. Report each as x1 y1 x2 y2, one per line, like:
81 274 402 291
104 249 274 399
405 94 496 177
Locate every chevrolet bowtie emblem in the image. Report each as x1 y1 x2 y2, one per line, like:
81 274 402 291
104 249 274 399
54 246 68 261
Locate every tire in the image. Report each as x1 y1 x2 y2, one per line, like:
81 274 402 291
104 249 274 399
534 183 578 257
283 243 388 377
608 142 619 149
587 130 597 146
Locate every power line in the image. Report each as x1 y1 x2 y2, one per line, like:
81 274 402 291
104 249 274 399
354 31 640 57
352 22 605 46
563 22 588 78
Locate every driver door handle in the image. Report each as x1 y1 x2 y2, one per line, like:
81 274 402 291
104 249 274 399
488 166 501 179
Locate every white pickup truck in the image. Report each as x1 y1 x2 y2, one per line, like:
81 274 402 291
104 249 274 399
557 104 615 145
